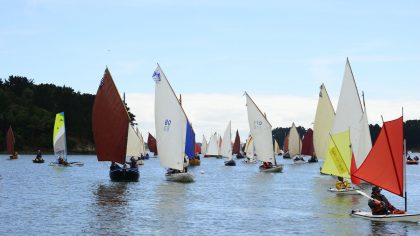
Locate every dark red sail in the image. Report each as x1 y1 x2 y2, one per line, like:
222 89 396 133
92 68 129 164
233 130 241 154
283 134 289 152
6 126 15 155
301 128 314 155
147 133 158 155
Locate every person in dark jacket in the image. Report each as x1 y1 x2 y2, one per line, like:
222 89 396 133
368 186 404 215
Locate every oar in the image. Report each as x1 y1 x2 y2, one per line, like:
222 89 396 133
356 190 373 200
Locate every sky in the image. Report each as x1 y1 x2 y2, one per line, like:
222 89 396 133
1 0 420 140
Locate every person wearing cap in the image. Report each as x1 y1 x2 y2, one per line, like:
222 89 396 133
368 186 404 215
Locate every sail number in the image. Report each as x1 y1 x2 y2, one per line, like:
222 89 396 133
254 120 262 129
164 119 171 131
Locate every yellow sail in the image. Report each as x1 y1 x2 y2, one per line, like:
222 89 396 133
321 130 351 178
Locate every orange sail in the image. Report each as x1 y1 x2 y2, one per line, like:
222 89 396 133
233 130 241 154
353 116 404 196
283 134 289 152
92 68 130 164
301 128 314 156
6 126 15 155
147 133 157 154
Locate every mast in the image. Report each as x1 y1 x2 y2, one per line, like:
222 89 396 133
64 112 68 161
403 107 407 212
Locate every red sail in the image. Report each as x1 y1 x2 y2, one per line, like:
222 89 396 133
353 116 404 197
147 133 157 154
232 130 241 154
6 126 15 155
92 68 129 164
195 143 201 155
301 128 314 155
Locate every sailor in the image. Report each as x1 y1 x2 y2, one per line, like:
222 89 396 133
414 156 419 161
110 161 121 170
57 156 68 165
335 176 350 190
128 156 138 168
35 150 43 160
368 186 405 215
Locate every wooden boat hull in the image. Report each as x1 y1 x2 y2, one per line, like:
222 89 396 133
110 168 139 182
224 159 236 166
9 156 18 160
259 165 283 173
165 173 194 183
406 160 418 165
328 187 360 195
351 210 420 222
189 159 201 166
32 159 45 163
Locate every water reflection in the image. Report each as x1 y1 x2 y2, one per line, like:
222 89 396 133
369 221 408 236
89 183 129 236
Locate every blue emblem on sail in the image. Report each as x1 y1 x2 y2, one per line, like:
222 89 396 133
152 69 161 82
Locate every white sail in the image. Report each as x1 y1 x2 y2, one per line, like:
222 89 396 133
313 84 335 159
274 139 280 154
355 106 372 168
206 132 219 156
288 123 301 157
201 135 207 154
220 121 232 160
245 136 255 160
245 92 275 163
332 59 372 167
154 65 187 171
126 124 143 160
139 131 146 156
53 112 67 160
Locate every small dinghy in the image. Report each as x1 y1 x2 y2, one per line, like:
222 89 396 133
110 167 139 182
406 159 418 165
293 157 306 164
350 210 420 223
328 187 360 195
224 159 236 166
165 172 194 183
259 165 283 173
33 159 45 163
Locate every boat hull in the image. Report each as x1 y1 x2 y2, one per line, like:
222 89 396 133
282 153 291 159
110 168 139 182
224 159 236 166
189 159 201 166
9 155 18 160
165 173 194 183
259 165 283 173
351 210 420 222
33 159 45 163
293 160 306 164
204 155 221 158
406 160 418 165
328 187 360 195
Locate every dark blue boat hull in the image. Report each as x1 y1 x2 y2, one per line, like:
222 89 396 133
110 168 139 182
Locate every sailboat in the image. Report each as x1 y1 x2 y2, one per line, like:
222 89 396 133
92 68 139 181
201 135 207 154
327 59 372 185
243 135 257 163
127 125 145 165
205 132 220 158
232 130 242 158
49 112 83 167
147 133 158 156
283 133 290 159
153 64 194 183
313 84 336 160
288 123 304 163
351 116 420 222
221 121 235 166
302 128 317 162
6 126 18 160
321 130 360 194
274 139 281 156
245 92 283 172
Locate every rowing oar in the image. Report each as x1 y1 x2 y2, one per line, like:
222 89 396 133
356 190 383 205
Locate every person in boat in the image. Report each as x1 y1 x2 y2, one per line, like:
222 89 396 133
57 156 68 165
368 186 405 215
183 156 188 173
35 150 43 161
335 176 351 190
407 155 412 161
293 155 304 161
308 152 318 162
12 151 18 159
128 156 138 168
145 153 150 159
140 153 144 160
236 153 244 159
166 168 180 174
110 161 121 170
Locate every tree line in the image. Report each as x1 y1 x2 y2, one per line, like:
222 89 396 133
0 75 135 154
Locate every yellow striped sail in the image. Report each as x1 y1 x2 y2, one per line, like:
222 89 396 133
321 130 351 178
53 112 67 160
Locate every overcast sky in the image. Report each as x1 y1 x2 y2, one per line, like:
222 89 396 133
1 0 420 140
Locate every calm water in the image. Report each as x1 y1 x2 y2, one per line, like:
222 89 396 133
1 154 420 235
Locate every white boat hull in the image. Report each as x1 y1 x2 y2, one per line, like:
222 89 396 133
328 187 360 195
293 160 306 164
351 210 420 222
165 173 194 183
259 165 283 173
